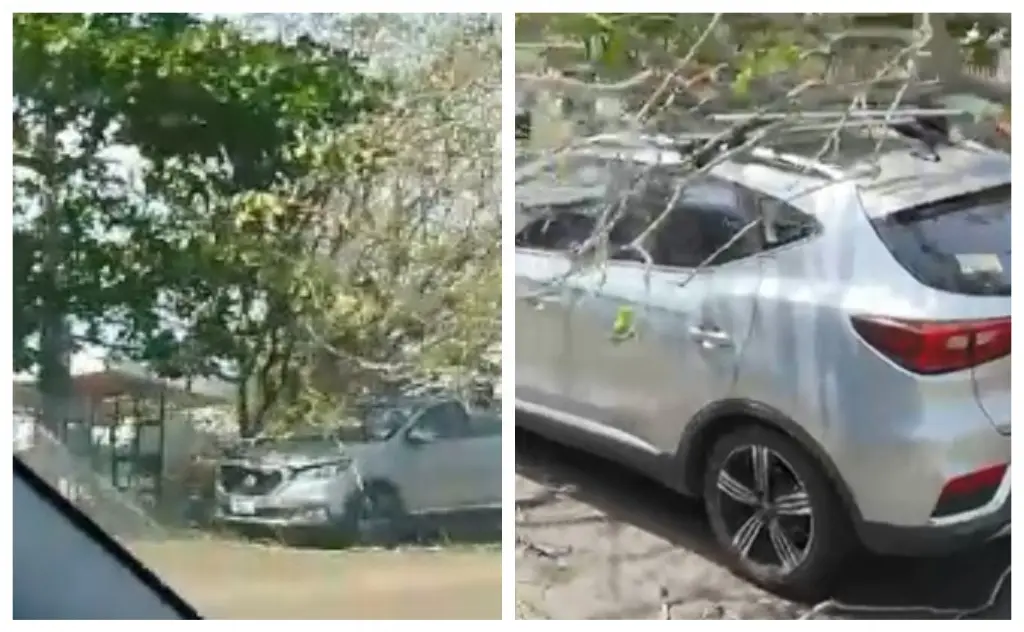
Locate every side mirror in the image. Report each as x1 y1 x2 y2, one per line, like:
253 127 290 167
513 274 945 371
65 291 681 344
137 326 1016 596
405 426 437 446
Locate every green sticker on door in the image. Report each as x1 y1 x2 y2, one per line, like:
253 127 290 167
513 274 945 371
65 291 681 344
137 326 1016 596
611 305 637 343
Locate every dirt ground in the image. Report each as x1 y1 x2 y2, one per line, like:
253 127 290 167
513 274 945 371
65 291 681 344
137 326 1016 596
515 426 1011 620
130 539 500 619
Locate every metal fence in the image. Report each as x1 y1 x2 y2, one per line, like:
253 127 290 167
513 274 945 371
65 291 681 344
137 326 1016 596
16 420 174 541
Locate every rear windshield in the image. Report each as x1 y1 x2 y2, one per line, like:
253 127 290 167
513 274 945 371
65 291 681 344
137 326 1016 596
872 185 1010 296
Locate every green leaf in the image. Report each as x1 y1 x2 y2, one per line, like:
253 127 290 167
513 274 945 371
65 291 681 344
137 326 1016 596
598 31 629 69
612 305 636 341
732 67 753 98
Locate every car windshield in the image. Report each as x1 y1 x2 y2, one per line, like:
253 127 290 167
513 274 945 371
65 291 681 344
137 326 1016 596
356 404 415 441
13 12 500 620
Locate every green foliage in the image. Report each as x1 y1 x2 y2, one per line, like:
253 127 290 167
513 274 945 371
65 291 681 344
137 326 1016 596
524 13 721 70
731 40 803 98
292 21 502 400
14 13 383 193
13 13 384 435
15 13 500 438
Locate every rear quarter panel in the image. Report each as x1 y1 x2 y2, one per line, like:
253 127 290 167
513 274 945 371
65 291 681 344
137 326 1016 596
737 185 1009 525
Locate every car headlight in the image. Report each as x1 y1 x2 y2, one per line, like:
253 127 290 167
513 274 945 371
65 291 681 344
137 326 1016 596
292 463 344 481
296 506 329 522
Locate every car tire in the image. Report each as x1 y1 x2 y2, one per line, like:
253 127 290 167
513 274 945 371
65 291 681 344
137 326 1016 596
702 425 853 601
351 482 410 547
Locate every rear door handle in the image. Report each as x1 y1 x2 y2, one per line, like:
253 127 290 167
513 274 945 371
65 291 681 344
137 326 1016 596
522 293 560 310
688 326 733 348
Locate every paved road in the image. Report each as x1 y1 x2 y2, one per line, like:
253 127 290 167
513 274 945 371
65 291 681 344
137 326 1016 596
515 426 1010 620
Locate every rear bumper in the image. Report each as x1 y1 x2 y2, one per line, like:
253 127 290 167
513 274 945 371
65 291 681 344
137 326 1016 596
859 483 1010 556
831 405 1010 555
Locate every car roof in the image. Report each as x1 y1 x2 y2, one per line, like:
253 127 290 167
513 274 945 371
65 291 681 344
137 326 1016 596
360 393 456 409
516 131 1010 222
851 145 1010 217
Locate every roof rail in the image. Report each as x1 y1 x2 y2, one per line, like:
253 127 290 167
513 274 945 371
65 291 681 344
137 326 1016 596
681 77 948 113
690 106 964 159
746 147 845 180
707 107 969 124
660 114 944 162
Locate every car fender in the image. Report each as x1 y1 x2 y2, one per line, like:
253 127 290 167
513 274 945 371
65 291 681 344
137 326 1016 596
672 398 863 523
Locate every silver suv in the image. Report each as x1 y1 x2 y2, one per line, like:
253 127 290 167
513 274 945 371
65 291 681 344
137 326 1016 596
515 114 1010 598
215 397 501 543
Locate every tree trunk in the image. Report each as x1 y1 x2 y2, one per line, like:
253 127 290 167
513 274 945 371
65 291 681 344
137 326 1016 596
37 117 74 433
37 315 74 432
235 381 253 438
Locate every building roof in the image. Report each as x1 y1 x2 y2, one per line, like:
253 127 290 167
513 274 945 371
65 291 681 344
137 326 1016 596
13 361 232 411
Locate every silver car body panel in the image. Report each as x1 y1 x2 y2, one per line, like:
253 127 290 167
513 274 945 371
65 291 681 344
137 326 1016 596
516 138 1010 535
215 402 501 528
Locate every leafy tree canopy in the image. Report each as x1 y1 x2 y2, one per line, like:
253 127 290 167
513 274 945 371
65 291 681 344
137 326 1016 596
13 12 383 385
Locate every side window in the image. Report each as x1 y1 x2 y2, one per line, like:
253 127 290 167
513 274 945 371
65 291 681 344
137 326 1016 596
640 177 762 268
756 193 819 249
516 153 639 253
365 408 407 441
515 202 599 252
413 401 471 440
516 200 652 259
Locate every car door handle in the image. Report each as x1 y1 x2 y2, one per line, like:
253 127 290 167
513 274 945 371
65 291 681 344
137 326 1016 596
688 326 733 348
521 293 560 310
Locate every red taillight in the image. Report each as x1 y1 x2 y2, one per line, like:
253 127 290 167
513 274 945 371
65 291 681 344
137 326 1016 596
932 463 1007 518
939 463 1007 499
851 315 1011 374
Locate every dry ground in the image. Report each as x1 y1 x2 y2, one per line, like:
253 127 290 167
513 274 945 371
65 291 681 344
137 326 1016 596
515 425 1011 620
130 539 500 619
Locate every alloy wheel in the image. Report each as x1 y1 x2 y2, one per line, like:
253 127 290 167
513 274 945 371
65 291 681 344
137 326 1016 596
715 444 814 573
356 489 400 535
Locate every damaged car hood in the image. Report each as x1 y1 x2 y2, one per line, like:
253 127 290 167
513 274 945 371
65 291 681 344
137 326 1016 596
224 438 381 471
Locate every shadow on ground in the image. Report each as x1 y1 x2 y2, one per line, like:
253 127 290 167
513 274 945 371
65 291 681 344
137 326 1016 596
515 426 1010 620
216 508 501 550
412 508 502 545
